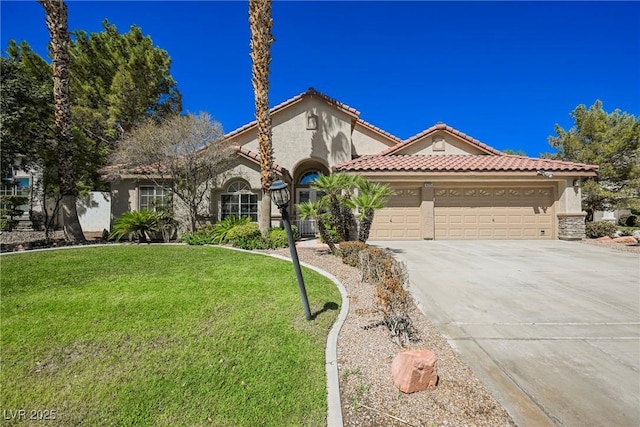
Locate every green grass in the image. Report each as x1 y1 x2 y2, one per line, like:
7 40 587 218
1 246 341 426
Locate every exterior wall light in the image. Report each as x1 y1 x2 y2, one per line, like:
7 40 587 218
270 179 312 320
573 178 582 188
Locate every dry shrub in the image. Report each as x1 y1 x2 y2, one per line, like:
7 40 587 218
338 241 368 267
359 247 415 346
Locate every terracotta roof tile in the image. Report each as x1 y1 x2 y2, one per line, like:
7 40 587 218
335 154 599 174
101 146 291 181
379 123 503 156
225 88 360 140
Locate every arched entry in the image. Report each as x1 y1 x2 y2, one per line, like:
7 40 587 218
292 159 330 236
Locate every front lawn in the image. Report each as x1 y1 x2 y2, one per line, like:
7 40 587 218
1 246 340 426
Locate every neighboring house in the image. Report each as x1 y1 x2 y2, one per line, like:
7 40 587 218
1 165 36 229
108 88 598 240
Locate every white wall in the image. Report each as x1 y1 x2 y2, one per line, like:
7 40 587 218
77 191 111 232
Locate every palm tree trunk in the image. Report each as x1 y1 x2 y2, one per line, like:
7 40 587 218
358 208 375 242
317 217 338 254
39 0 85 243
249 0 274 235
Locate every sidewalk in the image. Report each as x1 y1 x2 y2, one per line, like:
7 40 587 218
295 237 331 251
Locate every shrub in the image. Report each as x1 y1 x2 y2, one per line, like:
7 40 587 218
338 241 367 267
110 210 160 242
290 224 300 241
181 224 215 245
268 228 289 248
232 235 270 250
0 209 14 231
226 223 261 246
618 214 638 227
212 216 251 244
358 246 414 347
585 221 617 238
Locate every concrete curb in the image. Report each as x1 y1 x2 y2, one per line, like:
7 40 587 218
249 251 348 427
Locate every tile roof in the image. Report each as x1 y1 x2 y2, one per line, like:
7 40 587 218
100 146 291 181
334 154 599 174
379 123 503 156
225 88 361 139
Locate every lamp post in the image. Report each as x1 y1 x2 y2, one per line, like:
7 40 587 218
270 179 312 320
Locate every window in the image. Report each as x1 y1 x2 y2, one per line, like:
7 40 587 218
296 170 325 214
139 186 170 211
221 181 258 221
1 176 30 213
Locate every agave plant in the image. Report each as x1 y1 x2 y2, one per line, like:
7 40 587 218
110 210 160 243
296 199 337 254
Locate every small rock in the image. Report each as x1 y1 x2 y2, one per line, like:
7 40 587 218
391 349 437 393
596 236 613 242
633 231 640 241
613 236 637 244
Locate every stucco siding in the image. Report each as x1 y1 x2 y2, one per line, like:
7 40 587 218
351 123 397 156
556 179 583 214
110 180 136 221
230 97 354 171
400 131 487 156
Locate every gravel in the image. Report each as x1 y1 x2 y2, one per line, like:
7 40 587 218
270 247 516 427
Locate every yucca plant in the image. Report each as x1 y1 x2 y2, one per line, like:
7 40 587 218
110 210 160 243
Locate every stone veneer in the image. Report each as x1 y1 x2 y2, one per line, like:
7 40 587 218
558 212 587 240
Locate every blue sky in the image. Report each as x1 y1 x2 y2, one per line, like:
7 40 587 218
1 1 639 157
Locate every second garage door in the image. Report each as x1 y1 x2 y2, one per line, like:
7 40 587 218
369 187 421 240
434 186 554 239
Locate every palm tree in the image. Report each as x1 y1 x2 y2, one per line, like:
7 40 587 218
349 181 393 242
296 199 337 254
38 0 85 243
249 0 274 235
312 173 355 241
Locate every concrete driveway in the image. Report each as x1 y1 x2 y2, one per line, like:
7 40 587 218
370 240 640 427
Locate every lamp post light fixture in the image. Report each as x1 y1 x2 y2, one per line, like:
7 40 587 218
270 179 312 320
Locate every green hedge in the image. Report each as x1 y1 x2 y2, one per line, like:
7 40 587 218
585 221 617 238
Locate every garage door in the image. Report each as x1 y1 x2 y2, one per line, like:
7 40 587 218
435 186 554 239
370 187 421 240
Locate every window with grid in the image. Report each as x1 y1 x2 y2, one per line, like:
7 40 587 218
1 177 30 212
139 186 170 211
221 181 258 221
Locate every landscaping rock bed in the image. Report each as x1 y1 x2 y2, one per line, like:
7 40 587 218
271 247 516 427
578 237 640 254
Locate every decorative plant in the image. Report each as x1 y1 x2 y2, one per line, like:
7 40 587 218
110 210 159 243
0 195 28 231
296 199 337 254
211 216 251 244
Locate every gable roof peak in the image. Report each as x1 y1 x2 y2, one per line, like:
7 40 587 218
224 88 360 140
375 123 503 156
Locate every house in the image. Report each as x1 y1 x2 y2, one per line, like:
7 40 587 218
109 88 598 240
